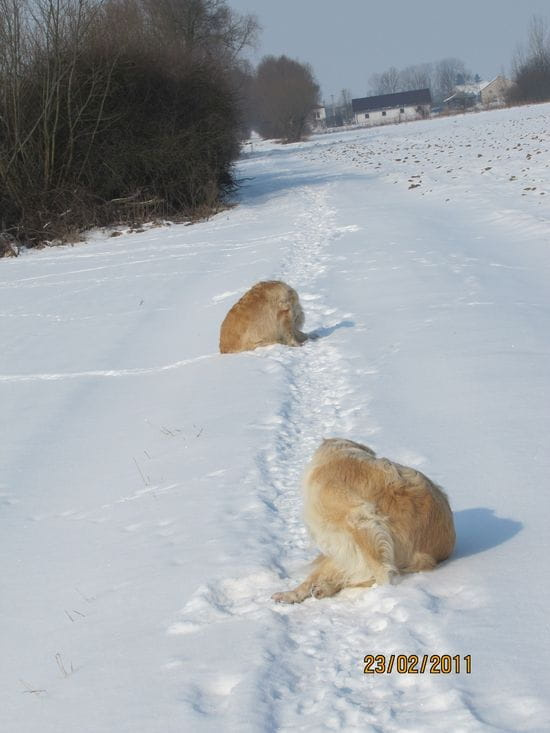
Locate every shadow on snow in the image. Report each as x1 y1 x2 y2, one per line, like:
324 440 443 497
236 170 372 206
452 508 522 559
308 320 355 340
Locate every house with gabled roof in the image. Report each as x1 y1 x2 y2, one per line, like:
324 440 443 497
351 89 432 127
480 76 514 106
443 76 514 109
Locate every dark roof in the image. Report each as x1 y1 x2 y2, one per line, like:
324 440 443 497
352 89 432 113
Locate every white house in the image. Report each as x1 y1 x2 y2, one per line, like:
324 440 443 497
310 104 327 130
351 89 432 127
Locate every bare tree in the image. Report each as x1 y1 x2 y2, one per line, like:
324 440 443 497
400 62 434 92
434 57 472 103
369 66 401 95
253 55 320 143
510 14 550 104
369 62 435 96
323 88 353 127
139 0 259 64
230 58 256 138
0 0 109 207
527 13 549 63
337 88 354 124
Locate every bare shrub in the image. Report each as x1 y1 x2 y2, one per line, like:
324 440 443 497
0 0 257 252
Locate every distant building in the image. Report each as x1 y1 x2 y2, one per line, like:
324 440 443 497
480 76 514 106
351 89 432 127
310 104 327 130
444 76 514 109
443 82 482 109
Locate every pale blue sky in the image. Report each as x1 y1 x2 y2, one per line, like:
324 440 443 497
230 0 549 101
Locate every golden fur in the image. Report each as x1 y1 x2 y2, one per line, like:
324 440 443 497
219 280 307 354
272 438 455 603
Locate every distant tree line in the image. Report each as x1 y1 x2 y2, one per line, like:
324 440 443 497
368 58 475 106
0 0 259 252
367 15 550 110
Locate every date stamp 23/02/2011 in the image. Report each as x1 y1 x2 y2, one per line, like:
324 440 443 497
363 654 472 675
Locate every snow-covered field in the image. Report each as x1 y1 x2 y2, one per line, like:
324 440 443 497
2 103 550 732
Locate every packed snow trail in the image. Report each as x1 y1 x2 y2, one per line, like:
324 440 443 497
2 104 550 732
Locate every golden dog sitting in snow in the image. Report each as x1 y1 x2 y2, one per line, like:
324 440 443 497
219 280 307 353
272 438 455 603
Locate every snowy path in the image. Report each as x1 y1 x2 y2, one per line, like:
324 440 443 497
2 104 550 732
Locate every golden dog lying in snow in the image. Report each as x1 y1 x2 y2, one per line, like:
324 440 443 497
273 438 455 603
219 280 307 354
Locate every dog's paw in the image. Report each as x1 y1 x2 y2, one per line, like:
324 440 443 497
311 583 332 599
271 591 295 604
271 589 307 604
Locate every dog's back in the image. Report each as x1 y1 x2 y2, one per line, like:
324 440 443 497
304 438 455 579
219 280 305 353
